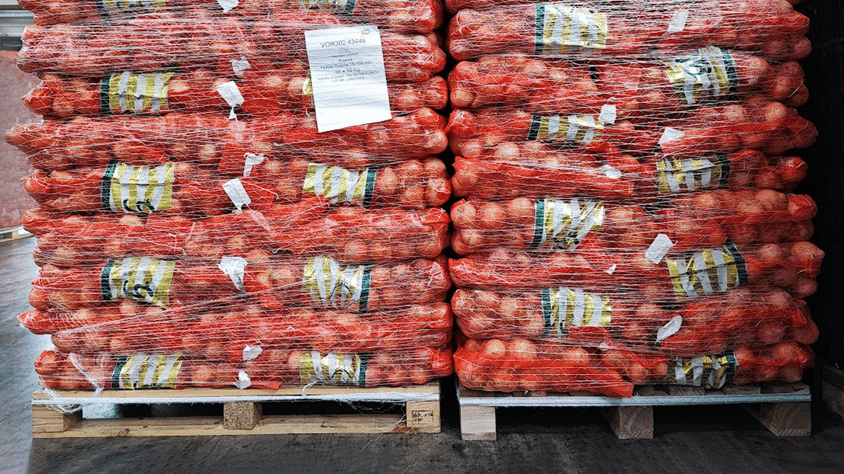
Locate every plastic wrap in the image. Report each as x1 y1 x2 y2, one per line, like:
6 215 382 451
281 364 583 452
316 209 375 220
447 0 820 396
12 1 454 392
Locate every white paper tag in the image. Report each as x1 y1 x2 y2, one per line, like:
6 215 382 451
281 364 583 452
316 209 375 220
599 104 617 124
217 0 238 13
645 233 675 264
235 370 251 389
605 264 617 275
659 127 685 145
222 178 251 211
304 26 392 132
243 152 265 178
600 164 622 180
243 344 263 362
218 256 247 291
216 81 244 120
656 315 683 342
232 57 251 77
668 9 689 33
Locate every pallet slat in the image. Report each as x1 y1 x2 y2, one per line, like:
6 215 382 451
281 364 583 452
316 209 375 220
32 382 441 438
0 226 31 244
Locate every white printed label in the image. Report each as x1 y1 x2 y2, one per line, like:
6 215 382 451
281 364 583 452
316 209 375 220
243 345 263 361
235 370 251 389
656 315 683 342
217 0 239 13
232 57 251 76
304 26 392 132
223 178 251 211
599 104 617 124
668 9 689 33
216 81 244 119
218 256 247 291
600 164 622 180
646 233 675 264
659 127 685 146
243 153 265 178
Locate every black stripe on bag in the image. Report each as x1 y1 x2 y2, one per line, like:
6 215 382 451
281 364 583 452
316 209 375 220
541 288 552 336
362 169 377 208
99 75 112 115
534 4 545 56
725 241 748 286
101 259 116 301
358 353 369 387
344 0 357 15
716 153 731 187
722 49 738 95
723 350 738 387
100 161 117 211
527 200 545 250
111 356 128 389
358 266 372 313
527 115 542 141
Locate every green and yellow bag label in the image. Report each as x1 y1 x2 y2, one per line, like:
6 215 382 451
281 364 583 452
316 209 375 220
664 46 738 105
300 351 368 386
101 257 176 309
302 163 377 207
302 256 372 312
101 161 174 214
666 243 748 301
111 353 183 389
295 0 358 15
667 352 738 389
97 0 165 17
527 114 604 145
535 3 608 55
656 153 730 193
528 198 604 252
100 71 174 115
541 287 611 338
302 73 314 96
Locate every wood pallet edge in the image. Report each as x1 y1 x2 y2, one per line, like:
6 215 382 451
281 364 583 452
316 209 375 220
822 379 844 423
32 381 441 438
456 381 811 440
0 226 32 243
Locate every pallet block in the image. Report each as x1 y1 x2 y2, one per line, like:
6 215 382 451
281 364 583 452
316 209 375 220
823 365 844 423
32 381 441 438
0 226 31 243
457 381 811 440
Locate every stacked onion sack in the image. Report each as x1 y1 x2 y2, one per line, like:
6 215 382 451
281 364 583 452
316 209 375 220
8 0 456 391
445 0 821 397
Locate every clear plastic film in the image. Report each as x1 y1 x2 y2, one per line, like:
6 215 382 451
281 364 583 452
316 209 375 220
11 2 455 392
446 0 821 396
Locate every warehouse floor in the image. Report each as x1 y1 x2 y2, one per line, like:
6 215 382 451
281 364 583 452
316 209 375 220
3 237 844 474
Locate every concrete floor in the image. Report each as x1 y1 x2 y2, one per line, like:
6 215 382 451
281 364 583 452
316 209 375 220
3 236 844 474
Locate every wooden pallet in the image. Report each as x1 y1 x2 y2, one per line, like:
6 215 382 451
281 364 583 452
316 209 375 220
823 365 844 422
457 381 811 440
32 382 440 438
0 226 32 243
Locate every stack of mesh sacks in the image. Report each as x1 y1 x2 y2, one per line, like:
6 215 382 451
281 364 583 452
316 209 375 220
7 0 455 391
445 0 822 397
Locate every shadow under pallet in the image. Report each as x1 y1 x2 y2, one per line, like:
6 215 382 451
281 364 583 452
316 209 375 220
457 381 812 440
